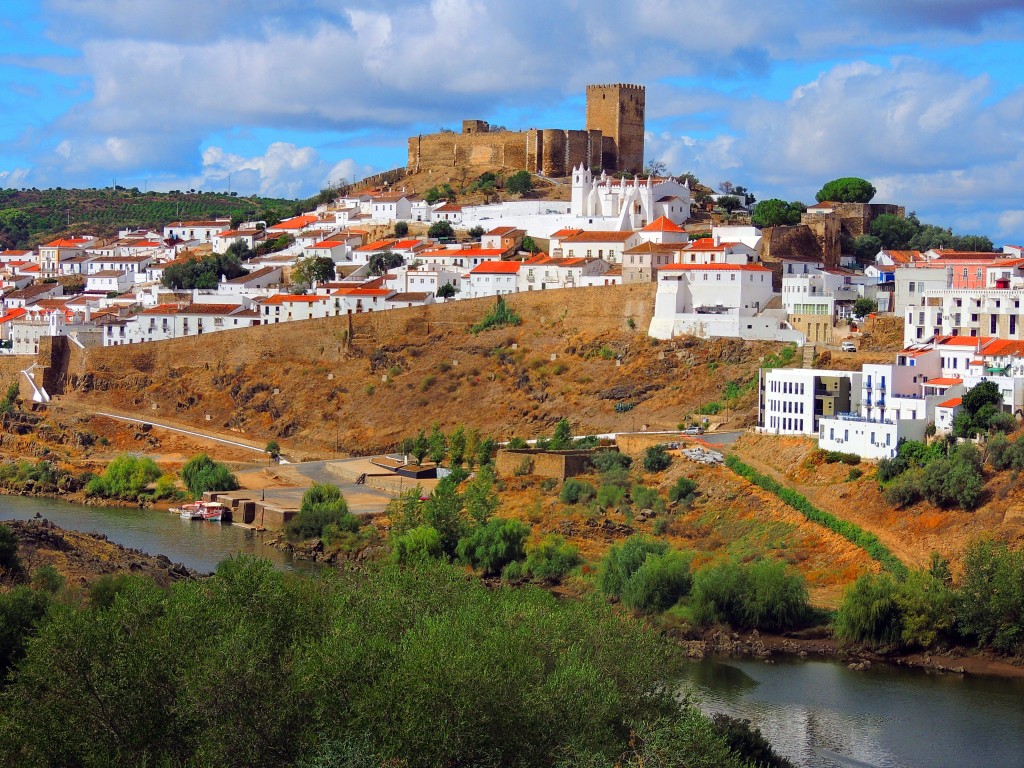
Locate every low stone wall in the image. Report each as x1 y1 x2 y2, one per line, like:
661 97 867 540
615 431 686 457
495 449 595 481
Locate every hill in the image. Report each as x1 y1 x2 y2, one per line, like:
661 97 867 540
57 284 786 457
0 187 308 249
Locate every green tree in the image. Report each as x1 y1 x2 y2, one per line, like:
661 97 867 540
869 213 918 249
598 536 669 597
427 220 455 240
550 418 573 450
0 523 23 580
367 250 403 276
834 573 903 649
505 170 533 196
448 426 466 467
0 381 20 415
286 483 358 540
456 518 529 576
391 524 442 564
464 464 499 524
422 476 467 557
85 455 164 501
853 297 877 318
393 221 409 237
180 454 239 497
717 195 743 213
265 440 280 459
476 436 497 468
410 430 429 465
524 535 581 582
437 283 457 299
427 423 447 464
468 225 485 238
292 255 336 285
0 586 50 680
521 235 538 254
620 550 693 612
560 478 596 505
669 476 698 504
816 177 876 203
751 198 804 227
643 445 672 473
852 234 883 262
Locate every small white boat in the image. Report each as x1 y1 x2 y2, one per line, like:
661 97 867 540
171 501 225 521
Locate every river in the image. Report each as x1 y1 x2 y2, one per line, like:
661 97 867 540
0 494 319 573
680 656 1024 768
4 496 1024 766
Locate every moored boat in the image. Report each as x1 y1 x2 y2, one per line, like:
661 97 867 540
171 501 225 521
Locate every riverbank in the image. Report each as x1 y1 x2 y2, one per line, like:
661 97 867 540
676 626 1024 680
2 517 201 585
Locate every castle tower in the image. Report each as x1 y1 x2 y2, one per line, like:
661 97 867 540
585 83 645 174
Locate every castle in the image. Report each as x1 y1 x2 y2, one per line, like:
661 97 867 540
407 84 645 178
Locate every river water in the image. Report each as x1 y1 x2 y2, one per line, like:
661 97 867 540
680 656 1024 768
4 495 1023 766
0 494 318 573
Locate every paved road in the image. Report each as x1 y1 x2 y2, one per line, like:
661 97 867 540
262 459 395 516
699 430 745 447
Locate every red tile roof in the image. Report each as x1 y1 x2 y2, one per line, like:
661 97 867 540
938 397 963 408
269 214 319 230
641 216 684 233
561 231 635 243
927 377 963 386
260 294 327 305
471 262 522 274
685 238 741 251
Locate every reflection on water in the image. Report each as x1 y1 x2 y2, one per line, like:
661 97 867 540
0 494 320 574
680 657 1024 768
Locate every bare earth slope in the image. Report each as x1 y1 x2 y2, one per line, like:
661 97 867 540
61 284 781 458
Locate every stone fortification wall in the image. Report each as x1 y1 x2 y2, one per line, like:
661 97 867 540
73 283 658 379
831 203 905 239
407 131 529 174
801 213 842 267
759 225 827 288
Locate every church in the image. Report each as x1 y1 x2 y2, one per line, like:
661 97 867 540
569 166 692 229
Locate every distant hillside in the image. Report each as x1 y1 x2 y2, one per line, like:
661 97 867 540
0 188 313 249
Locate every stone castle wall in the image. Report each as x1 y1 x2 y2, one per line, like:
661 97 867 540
407 84 645 177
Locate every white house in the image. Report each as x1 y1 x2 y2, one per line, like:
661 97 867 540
431 203 463 224
163 220 232 243
636 217 689 245
468 261 522 298
212 228 264 255
257 294 336 324
518 257 609 292
758 368 862 436
647 263 800 342
558 230 641 264
369 192 414 222
679 237 756 266
85 270 133 295
570 166 691 228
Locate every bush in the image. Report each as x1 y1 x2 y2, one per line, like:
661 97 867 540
846 467 863 482
598 536 668 597
712 714 795 768
823 451 860 465
956 539 1024 654
0 586 50 681
631 484 665 513
180 454 239 497
690 559 809 632
0 524 23 580
456 518 530 577
591 450 632 473
85 455 164 501
470 296 521 334
286 484 358 541
620 551 693 612
391 525 443 565
834 573 904 650
30 565 64 594
560 478 596 505
596 484 626 510
668 476 698 504
643 445 672 473
523 534 581 582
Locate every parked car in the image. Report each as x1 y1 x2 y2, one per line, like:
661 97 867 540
841 341 857 352
682 426 704 435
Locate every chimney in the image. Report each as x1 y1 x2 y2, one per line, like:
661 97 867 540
713 234 721 247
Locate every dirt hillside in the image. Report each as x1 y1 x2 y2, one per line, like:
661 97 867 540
56 285 790 459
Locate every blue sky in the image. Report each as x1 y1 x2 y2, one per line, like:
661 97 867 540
2 0 1024 243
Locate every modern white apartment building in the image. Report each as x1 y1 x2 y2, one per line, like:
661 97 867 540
758 368 862 436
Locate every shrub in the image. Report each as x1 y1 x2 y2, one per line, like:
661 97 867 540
470 296 521 334
823 451 860 465
620 551 693 612
652 518 670 536
598 536 668 597
956 539 1024 654
88 573 137 610
591 450 632 473
846 467 863 482
0 524 23 581
85 455 164 501
30 565 64 594
712 714 795 768
596 484 626 510
286 484 358 541
456 518 530 576
390 525 443 565
668 476 698 504
884 470 923 508
643 445 672 473
834 573 904 650
523 534 581 582
690 559 809 632
180 454 239 498
631 484 664 513
0 586 50 680
560 478 596 505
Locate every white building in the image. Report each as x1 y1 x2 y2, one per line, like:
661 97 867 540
570 167 692 229
468 261 522 298
558 230 641 264
163 220 232 243
648 263 802 343
758 368 862 436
